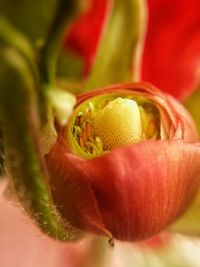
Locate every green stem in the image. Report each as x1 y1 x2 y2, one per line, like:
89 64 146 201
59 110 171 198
85 0 147 90
0 46 80 241
38 0 79 131
0 16 39 89
39 0 78 85
0 16 39 177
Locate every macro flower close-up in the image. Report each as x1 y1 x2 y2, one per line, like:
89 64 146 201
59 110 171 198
0 0 200 267
46 82 200 243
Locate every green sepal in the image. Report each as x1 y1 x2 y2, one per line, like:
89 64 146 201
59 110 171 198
85 0 147 90
184 87 200 135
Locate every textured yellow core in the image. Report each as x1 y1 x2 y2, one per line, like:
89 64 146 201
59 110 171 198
93 97 142 151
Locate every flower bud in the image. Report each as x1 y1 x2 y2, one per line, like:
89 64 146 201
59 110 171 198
46 83 200 241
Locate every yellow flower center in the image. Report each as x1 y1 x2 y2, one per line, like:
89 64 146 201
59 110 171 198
68 93 161 159
93 98 142 150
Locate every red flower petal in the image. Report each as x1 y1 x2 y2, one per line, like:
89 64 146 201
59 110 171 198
46 142 112 238
65 0 108 74
142 0 200 99
77 139 200 241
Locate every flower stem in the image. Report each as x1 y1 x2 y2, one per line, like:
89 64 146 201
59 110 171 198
0 45 80 241
84 0 147 90
39 0 78 85
38 0 79 132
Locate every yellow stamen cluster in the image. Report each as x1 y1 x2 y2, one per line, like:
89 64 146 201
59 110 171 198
93 98 142 150
70 94 161 158
73 102 103 157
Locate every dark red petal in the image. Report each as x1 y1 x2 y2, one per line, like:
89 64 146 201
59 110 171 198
77 140 200 241
142 0 200 99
